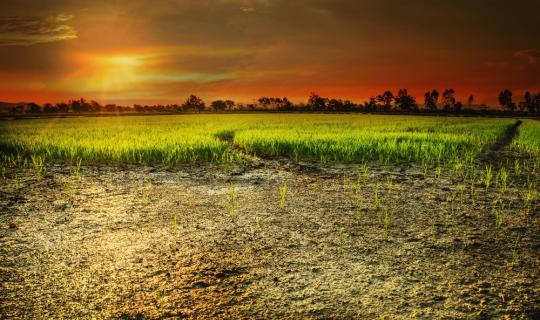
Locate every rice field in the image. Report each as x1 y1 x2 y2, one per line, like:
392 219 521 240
514 119 540 155
0 114 521 166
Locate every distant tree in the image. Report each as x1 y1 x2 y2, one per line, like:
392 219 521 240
90 100 102 112
442 89 456 112
364 97 377 112
342 100 356 112
27 102 41 113
105 104 118 112
307 93 329 111
56 102 69 113
523 91 534 113
71 99 82 112
424 89 439 111
43 103 58 113
211 100 227 111
454 101 463 112
9 105 24 113
467 95 474 108
376 91 394 111
224 100 236 110
182 94 205 112
394 89 417 111
498 89 515 111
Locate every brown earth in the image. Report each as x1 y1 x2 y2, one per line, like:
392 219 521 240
1 149 539 319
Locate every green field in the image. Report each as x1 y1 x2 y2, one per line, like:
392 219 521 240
514 119 540 155
0 114 531 166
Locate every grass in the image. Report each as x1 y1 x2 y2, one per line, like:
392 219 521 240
514 119 540 156
0 114 516 167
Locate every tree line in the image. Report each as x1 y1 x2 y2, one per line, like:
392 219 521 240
5 89 540 115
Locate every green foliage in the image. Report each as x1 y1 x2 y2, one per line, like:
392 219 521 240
0 114 514 166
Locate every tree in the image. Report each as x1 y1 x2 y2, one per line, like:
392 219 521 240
43 103 58 113
394 89 417 111
182 94 205 112
424 89 439 111
364 97 377 112
224 100 235 110
327 98 343 111
211 100 227 111
523 91 534 113
376 91 394 111
55 102 69 113
27 102 41 113
467 95 474 108
307 93 329 111
498 89 515 111
442 89 456 112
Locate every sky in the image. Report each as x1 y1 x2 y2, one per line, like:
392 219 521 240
0 0 539 105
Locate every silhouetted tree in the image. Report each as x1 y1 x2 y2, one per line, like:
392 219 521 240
424 89 439 111
56 102 69 113
376 91 394 111
442 89 456 112
182 95 205 112
211 100 227 111
498 89 515 111
364 97 377 112
454 101 463 112
43 103 57 113
224 100 235 110
257 97 292 110
523 91 534 113
307 93 329 111
467 95 474 108
27 102 41 113
534 93 540 113
394 89 417 111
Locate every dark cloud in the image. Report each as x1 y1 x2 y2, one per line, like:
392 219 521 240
0 0 539 104
0 14 77 45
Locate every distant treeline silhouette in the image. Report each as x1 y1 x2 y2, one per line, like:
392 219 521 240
5 89 540 115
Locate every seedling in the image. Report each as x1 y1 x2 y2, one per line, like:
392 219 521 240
30 155 45 178
11 174 21 191
499 167 508 193
75 158 82 182
228 181 238 218
484 165 493 192
374 183 380 209
492 197 505 229
430 216 436 240
279 181 287 209
360 163 369 185
382 207 394 236
338 227 346 255
514 159 522 176
256 216 261 229
172 214 178 232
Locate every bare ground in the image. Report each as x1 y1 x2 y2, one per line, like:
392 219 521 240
1 149 539 319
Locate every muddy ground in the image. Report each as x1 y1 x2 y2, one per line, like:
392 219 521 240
1 151 539 319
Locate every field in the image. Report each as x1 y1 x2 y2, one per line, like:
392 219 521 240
1 114 539 319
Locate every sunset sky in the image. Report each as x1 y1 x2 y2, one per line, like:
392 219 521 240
0 0 539 105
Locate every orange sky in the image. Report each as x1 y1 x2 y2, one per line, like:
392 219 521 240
0 0 539 105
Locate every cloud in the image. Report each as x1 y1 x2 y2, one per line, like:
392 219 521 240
0 14 77 46
514 49 539 65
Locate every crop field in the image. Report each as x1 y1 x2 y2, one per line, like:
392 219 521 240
0 114 539 319
0 114 519 165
